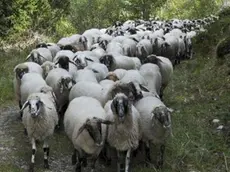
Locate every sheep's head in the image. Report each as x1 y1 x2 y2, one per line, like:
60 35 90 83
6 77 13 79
41 61 57 78
105 72 119 82
143 54 159 64
26 50 45 65
79 36 88 50
59 76 74 93
20 95 46 118
61 44 78 53
99 40 108 50
76 117 113 146
55 56 78 71
111 93 132 123
151 106 173 129
14 64 29 79
99 54 114 71
36 42 48 48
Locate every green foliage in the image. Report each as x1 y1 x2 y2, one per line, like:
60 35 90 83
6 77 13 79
159 0 223 19
55 17 77 38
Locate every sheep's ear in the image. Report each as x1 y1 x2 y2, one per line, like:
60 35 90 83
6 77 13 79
111 99 117 114
20 100 29 112
93 117 114 125
139 84 149 92
167 107 174 113
85 57 94 62
26 54 31 61
76 123 86 139
91 69 99 73
68 59 78 67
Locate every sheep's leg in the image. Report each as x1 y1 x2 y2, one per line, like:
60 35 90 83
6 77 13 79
90 155 99 172
144 141 151 162
29 138 36 172
72 149 77 165
125 149 131 172
99 144 111 165
117 150 123 172
156 144 165 169
43 139 49 169
75 150 82 172
19 100 23 119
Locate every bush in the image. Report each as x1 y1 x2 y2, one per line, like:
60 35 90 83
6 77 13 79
216 36 230 59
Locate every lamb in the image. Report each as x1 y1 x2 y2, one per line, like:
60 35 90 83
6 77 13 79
45 68 74 123
139 63 162 98
143 55 173 99
64 96 113 172
135 96 173 168
26 47 53 65
99 53 140 71
105 93 141 172
20 92 58 171
13 62 43 111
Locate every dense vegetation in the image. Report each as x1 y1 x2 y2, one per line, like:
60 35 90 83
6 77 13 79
0 0 225 44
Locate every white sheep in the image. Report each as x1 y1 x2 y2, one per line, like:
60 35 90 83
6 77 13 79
105 93 141 172
139 63 162 97
99 53 140 71
143 55 173 99
20 92 58 171
13 62 43 112
85 63 109 82
45 68 74 120
26 47 53 65
64 96 113 172
135 96 173 168
73 68 98 83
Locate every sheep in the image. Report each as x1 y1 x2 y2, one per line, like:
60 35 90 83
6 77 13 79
135 96 173 168
85 63 109 82
36 43 61 58
20 73 48 107
120 69 147 86
90 44 106 57
26 47 53 65
13 62 43 111
73 51 100 69
139 63 162 98
40 61 57 78
74 68 98 83
20 92 58 171
54 56 78 78
143 55 173 99
136 39 153 63
99 79 115 90
161 35 180 65
53 50 75 63
69 80 143 106
122 38 137 57
106 41 124 54
105 93 141 172
64 96 113 172
45 68 74 125
99 53 140 71
82 28 102 49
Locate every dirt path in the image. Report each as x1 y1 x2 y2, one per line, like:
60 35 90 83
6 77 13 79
0 106 146 172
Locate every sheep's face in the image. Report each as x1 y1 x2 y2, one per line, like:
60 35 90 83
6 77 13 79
99 55 113 71
41 62 56 78
111 94 131 123
21 96 43 118
59 77 73 93
77 117 113 146
57 56 69 71
105 72 119 82
143 55 158 64
151 106 172 129
15 67 29 79
79 36 88 50
99 40 108 50
30 52 42 64
36 43 48 48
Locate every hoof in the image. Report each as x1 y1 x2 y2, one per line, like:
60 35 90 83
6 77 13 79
24 128 28 136
44 159 49 169
29 163 34 172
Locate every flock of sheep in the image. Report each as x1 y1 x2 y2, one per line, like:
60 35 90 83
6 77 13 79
13 15 218 172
